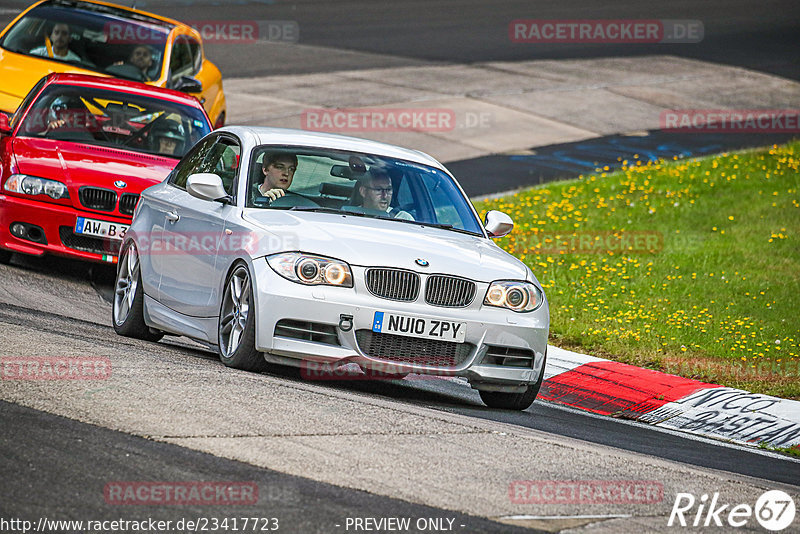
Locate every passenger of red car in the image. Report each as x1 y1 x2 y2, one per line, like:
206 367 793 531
152 120 186 156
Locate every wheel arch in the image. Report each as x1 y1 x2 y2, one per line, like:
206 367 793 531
216 256 258 330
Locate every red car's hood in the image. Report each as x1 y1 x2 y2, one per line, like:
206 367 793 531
12 137 176 211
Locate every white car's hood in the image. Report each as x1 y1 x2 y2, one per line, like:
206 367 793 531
243 210 529 283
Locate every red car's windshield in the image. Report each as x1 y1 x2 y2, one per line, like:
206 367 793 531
17 84 211 159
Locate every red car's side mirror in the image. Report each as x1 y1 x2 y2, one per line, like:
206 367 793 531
0 113 11 135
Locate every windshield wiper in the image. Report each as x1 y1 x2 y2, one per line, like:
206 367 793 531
419 222 452 229
288 206 342 213
387 218 482 236
285 206 373 218
422 223 482 236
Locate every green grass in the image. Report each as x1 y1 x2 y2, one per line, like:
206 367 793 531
474 141 800 398
759 442 800 458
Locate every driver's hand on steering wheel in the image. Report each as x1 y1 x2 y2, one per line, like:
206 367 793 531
258 184 286 201
45 119 67 132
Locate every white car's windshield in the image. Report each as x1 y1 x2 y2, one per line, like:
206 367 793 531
0 0 171 82
17 84 211 158
246 146 484 235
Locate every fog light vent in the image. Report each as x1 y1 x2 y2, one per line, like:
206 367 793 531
10 222 47 244
274 319 340 346
482 346 535 368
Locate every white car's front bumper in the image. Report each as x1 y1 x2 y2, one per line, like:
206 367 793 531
252 261 549 392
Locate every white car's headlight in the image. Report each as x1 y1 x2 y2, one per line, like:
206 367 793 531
484 280 543 312
267 252 353 287
3 174 69 200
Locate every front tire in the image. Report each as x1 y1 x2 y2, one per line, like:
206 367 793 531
0 248 11 265
112 243 163 342
479 350 547 410
218 263 267 372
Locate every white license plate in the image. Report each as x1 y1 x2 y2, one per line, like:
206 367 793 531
75 217 129 241
372 312 466 343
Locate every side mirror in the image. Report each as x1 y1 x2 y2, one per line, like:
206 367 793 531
174 76 203 94
484 210 513 238
0 113 11 135
186 173 231 203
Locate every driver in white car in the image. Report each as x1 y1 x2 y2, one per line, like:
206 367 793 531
258 152 298 201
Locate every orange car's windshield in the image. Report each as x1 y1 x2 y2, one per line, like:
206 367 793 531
0 1 171 83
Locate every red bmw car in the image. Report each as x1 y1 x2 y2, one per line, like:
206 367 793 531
0 73 212 264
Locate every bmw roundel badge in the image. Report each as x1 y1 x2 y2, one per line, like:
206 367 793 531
415 258 429 267
114 180 127 189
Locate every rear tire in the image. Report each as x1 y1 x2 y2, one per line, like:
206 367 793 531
112 243 163 342
218 263 267 372
479 349 547 410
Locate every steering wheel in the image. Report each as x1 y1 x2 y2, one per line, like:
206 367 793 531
105 63 146 82
267 192 320 208
122 114 166 148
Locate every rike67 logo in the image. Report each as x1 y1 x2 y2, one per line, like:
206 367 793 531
669 490 796 531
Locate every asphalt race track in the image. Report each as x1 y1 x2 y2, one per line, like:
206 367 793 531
1 0 799 79
1 1 800 532
1 232 799 531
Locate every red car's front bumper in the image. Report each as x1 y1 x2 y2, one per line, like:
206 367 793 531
0 193 129 264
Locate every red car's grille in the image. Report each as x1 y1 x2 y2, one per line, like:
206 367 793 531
79 187 117 212
59 227 120 256
118 193 139 216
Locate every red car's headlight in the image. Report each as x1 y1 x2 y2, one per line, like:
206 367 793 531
3 174 69 200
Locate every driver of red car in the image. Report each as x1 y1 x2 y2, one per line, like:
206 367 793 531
43 95 94 140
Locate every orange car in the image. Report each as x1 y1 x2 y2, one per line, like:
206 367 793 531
0 0 226 127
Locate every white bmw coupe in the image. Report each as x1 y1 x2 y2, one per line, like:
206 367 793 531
112 126 549 410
